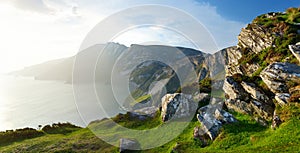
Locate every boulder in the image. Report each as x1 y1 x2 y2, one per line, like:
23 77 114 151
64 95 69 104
194 104 237 141
275 93 290 106
161 93 197 122
288 42 300 63
260 62 300 93
119 138 140 152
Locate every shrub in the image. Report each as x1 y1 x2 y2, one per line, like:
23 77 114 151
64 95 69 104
42 122 81 134
0 128 44 145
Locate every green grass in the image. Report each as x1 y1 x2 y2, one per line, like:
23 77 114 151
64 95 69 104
0 128 119 153
0 104 299 152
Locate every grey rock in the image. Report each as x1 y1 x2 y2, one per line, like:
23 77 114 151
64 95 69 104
238 24 274 54
194 104 237 141
224 46 243 66
250 101 274 121
260 62 300 93
275 93 290 106
244 63 261 76
223 77 249 100
271 111 282 129
204 48 227 77
241 81 271 104
225 99 253 114
133 106 159 118
161 93 197 122
225 64 244 76
223 46 244 76
194 93 210 103
289 42 300 63
119 138 140 152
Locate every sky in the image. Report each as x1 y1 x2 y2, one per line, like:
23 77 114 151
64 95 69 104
0 0 299 73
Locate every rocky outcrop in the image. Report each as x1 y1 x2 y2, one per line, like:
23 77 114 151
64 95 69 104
223 76 274 121
250 101 273 121
119 138 140 152
260 62 300 93
223 77 250 100
225 99 253 114
238 24 274 54
161 93 197 122
194 104 237 142
223 47 244 76
288 42 300 63
241 81 271 104
244 63 261 76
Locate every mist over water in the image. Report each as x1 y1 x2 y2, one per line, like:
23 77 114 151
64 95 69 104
0 75 120 131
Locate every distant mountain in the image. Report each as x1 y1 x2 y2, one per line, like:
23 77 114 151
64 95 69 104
11 43 210 85
10 42 128 83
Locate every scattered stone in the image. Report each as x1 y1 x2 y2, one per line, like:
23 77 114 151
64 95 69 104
161 93 197 122
119 138 140 152
194 103 237 141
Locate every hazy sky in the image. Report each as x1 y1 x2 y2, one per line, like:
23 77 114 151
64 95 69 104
0 0 298 73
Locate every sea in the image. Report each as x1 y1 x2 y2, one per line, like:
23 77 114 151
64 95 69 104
0 75 122 131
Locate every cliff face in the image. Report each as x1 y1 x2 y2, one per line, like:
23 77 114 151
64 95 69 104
222 10 300 124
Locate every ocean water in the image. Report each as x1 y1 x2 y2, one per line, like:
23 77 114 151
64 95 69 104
0 75 121 131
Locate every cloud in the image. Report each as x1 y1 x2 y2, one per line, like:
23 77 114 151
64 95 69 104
10 0 54 14
74 0 246 52
0 0 246 72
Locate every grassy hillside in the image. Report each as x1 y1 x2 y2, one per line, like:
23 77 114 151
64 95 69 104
0 103 299 152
